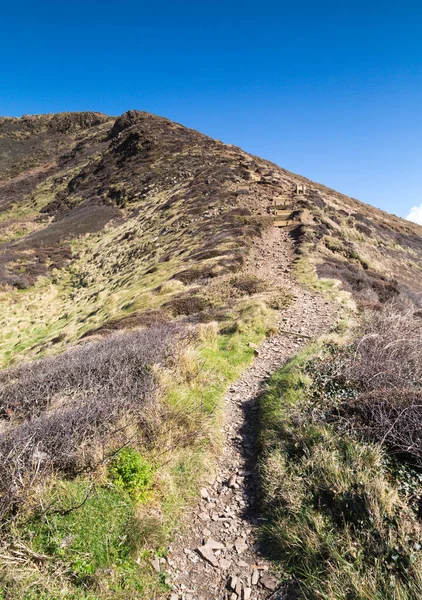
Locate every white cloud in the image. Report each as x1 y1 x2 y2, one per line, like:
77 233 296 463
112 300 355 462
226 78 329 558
406 204 422 225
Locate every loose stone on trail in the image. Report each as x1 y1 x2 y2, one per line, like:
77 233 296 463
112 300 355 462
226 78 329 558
165 228 337 599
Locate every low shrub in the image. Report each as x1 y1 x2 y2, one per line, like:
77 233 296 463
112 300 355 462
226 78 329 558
108 448 155 502
171 267 214 284
347 300 422 391
316 256 399 307
80 309 170 338
0 324 183 516
164 294 210 316
0 324 180 422
347 388 422 466
232 274 268 295
338 301 422 466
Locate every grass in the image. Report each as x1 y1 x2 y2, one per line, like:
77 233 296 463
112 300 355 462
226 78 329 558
0 217 186 366
0 183 273 367
0 293 284 599
6 477 164 600
26 481 138 580
294 248 345 300
258 343 422 599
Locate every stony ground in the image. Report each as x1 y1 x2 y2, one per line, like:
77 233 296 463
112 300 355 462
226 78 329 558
163 228 338 600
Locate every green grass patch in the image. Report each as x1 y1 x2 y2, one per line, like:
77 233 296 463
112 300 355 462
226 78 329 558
8 477 168 599
295 253 338 295
27 480 136 579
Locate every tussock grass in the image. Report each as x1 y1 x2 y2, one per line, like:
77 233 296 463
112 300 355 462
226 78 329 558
295 249 341 297
258 343 422 599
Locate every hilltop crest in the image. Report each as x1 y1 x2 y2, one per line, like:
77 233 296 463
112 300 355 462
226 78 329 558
0 109 421 367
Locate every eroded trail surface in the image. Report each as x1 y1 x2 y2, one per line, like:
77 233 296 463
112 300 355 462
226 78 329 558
166 228 338 600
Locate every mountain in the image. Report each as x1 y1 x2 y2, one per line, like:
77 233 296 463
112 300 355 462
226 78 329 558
1 110 421 367
1 111 422 600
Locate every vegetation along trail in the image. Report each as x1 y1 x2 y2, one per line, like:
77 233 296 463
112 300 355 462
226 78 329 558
166 227 338 600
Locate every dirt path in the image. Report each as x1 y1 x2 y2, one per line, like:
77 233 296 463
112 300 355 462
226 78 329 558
165 228 338 600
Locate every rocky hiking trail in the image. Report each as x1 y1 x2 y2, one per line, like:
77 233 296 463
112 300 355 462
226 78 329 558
164 228 338 600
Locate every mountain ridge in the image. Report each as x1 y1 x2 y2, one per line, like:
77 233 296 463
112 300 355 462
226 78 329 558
1 109 422 366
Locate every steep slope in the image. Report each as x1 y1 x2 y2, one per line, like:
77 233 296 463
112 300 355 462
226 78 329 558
0 110 275 366
289 179 422 307
1 110 422 367
0 112 112 181
1 111 422 600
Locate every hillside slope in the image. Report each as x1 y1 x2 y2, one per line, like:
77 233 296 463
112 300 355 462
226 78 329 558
1 110 422 367
1 111 422 600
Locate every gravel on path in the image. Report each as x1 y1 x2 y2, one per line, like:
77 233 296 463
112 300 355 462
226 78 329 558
164 228 339 600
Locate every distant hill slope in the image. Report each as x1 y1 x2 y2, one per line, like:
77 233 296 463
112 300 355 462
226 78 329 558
1 109 422 366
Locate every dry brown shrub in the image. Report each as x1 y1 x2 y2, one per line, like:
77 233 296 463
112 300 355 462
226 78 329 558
348 388 422 466
342 300 422 465
348 300 422 391
0 324 185 517
232 274 268 295
164 294 210 316
316 257 399 307
171 267 214 284
80 308 170 339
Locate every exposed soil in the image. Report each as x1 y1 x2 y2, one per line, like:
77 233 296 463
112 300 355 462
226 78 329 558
165 227 338 600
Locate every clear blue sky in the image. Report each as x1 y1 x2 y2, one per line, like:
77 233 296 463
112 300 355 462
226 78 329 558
1 1 422 221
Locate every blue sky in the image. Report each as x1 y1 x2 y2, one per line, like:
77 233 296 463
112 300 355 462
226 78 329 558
1 1 422 221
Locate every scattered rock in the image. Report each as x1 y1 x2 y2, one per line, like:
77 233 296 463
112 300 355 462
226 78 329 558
204 538 225 550
234 538 248 554
260 575 278 591
150 558 160 572
200 487 210 499
251 569 259 585
228 475 237 488
197 544 219 568
243 588 252 600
